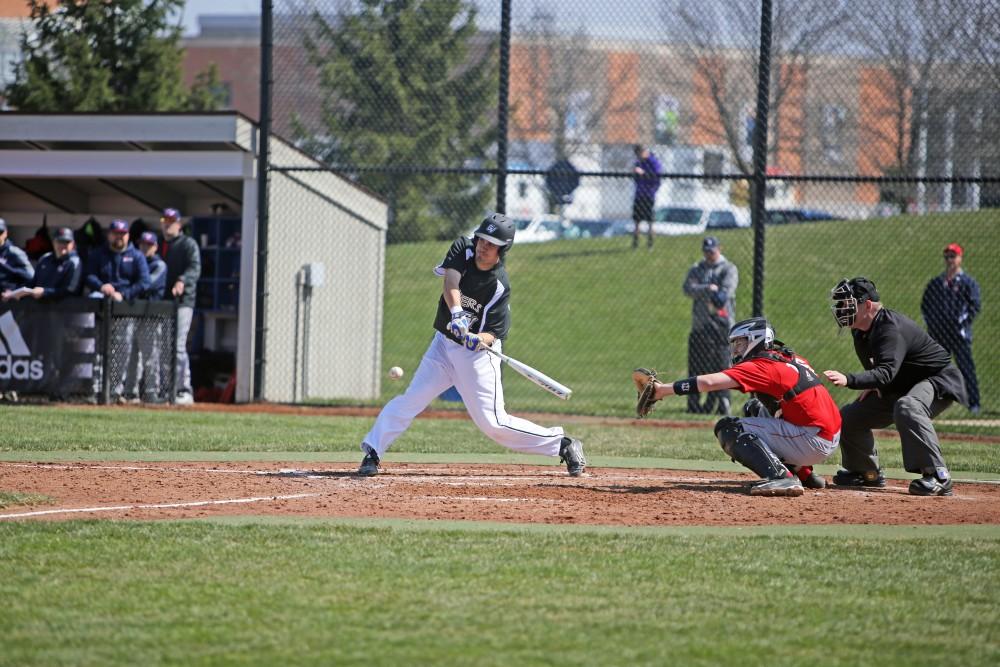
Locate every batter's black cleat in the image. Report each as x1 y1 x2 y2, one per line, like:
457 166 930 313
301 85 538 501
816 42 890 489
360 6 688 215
832 468 886 488
559 437 587 477
908 475 953 496
358 448 380 476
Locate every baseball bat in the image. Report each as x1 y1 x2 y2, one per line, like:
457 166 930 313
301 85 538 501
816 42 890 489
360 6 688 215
482 345 572 400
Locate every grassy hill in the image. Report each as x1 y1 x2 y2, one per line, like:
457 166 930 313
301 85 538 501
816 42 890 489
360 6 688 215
379 210 997 419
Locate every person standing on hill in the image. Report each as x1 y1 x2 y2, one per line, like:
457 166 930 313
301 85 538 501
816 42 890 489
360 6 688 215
921 243 982 415
631 145 663 250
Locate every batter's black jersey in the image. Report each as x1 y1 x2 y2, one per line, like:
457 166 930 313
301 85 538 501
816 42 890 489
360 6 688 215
432 236 512 343
848 307 968 406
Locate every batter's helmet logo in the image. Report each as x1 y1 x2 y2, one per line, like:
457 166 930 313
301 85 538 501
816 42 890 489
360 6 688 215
486 223 497 233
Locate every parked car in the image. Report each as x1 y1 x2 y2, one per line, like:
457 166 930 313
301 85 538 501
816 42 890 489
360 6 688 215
510 214 565 243
647 204 750 236
562 219 621 239
766 208 843 225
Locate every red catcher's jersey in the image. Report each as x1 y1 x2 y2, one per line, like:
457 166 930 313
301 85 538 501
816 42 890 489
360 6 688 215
722 355 842 440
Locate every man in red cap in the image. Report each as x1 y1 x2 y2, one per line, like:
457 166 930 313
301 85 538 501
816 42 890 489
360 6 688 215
920 243 982 415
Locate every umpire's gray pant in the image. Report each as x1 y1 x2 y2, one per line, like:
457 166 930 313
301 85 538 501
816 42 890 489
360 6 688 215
839 380 953 474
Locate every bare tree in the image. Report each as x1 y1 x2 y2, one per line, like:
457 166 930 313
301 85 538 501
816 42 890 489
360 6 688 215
846 1 965 175
660 0 847 176
509 8 636 164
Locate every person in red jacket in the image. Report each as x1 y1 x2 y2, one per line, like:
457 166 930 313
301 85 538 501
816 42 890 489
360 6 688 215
636 317 842 496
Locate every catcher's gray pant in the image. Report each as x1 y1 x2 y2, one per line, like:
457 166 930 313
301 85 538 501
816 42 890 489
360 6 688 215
738 417 839 466
362 332 564 459
839 380 952 474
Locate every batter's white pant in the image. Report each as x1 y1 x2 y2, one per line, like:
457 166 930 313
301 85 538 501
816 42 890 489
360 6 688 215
362 332 564 458
739 417 840 467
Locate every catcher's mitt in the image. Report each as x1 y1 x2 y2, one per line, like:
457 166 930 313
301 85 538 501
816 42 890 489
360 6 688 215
632 367 659 418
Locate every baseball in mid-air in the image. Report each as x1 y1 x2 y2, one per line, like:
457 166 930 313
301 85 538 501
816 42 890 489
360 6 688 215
389 366 404 380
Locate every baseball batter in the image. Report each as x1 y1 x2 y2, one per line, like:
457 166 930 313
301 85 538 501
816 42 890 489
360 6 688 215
633 317 842 496
357 213 586 477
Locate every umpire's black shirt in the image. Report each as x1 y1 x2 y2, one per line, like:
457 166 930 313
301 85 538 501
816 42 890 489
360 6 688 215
433 236 512 344
848 308 969 406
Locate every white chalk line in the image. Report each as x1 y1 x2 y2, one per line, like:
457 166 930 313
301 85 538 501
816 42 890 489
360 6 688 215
0 493 320 520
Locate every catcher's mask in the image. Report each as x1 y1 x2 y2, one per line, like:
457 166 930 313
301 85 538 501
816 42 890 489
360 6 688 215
474 213 515 257
728 317 774 364
831 277 880 328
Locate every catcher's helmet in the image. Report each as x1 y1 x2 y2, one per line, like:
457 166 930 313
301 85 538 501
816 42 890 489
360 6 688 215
474 213 515 255
830 277 880 328
728 317 774 364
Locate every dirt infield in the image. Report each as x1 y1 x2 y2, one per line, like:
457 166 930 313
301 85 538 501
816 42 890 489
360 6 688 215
2 461 998 525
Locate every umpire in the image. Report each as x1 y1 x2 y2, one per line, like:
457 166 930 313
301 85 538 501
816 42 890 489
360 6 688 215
823 277 968 496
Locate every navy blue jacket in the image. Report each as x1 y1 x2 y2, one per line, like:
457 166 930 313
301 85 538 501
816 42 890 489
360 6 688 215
0 240 35 292
144 254 167 299
84 244 150 301
921 270 981 343
33 251 83 298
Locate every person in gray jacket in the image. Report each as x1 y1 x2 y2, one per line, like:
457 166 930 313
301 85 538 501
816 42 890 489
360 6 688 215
0 218 35 292
682 236 739 415
159 208 201 404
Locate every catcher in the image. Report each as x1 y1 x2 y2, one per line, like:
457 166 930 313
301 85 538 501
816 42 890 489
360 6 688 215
632 317 842 496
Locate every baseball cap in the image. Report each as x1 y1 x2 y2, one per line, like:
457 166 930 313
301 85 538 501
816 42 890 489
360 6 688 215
944 243 963 256
139 231 158 245
847 276 880 303
109 219 129 234
702 236 720 251
161 208 181 223
0 218 6 233
54 227 74 242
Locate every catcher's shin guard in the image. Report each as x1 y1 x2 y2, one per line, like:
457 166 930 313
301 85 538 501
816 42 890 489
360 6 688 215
716 421 790 481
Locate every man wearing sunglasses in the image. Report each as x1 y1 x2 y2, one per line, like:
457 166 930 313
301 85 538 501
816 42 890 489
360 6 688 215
921 243 981 415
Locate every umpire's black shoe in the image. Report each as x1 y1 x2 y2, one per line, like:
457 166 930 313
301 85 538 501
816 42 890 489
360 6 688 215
832 468 887 488
358 448 380 476
559 437 587 477
908 475 953 496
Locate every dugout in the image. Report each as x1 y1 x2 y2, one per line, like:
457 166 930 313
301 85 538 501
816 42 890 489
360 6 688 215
0 112 388 403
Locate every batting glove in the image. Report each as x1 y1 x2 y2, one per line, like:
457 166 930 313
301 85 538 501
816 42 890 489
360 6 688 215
463 332 484 351
448 312 470 339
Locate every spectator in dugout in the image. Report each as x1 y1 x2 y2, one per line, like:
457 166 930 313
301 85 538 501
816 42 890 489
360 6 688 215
122 232 168 404
2 227 82 302
159 208 201 405
0 218 35 293
84 219 150 402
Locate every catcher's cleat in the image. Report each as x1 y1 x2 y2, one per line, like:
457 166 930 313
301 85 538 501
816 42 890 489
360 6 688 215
789 464 826 489
908 475 953 497
358 448 381 476
749 475 804 497
559 437 587 477
832 468 886 488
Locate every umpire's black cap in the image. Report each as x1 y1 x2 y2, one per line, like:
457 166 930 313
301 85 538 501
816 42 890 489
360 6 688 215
847 276 880 303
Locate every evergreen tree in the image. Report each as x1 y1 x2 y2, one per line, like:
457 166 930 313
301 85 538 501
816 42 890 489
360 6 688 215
300 0 497 243
4 0 225 112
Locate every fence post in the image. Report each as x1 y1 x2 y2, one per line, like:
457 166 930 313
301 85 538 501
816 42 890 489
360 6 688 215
750 0 773 318
100 298 112 405
253 0 274 400
495 0 511 214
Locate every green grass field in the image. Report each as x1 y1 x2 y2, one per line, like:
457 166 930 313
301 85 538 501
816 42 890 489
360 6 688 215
2 521 998 666
378 210 998 418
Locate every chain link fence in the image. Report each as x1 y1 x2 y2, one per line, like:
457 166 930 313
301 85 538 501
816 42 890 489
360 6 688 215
265 0 998 418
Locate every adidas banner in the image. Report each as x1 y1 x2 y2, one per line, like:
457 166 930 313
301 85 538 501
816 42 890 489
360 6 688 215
0 300 100 395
